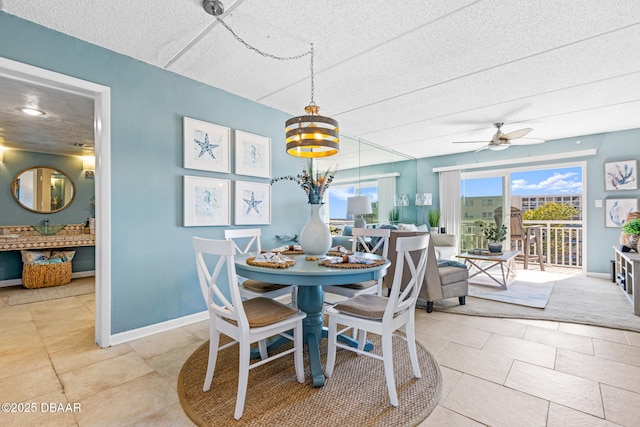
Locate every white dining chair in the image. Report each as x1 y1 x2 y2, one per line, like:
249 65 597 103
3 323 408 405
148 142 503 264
224 228 297 306
323 227 391 298
325 234 429 407
193 237 306 420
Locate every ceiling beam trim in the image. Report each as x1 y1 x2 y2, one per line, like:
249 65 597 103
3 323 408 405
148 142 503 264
432 149 598 173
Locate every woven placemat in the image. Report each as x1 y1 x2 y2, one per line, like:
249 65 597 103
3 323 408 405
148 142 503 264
178 334 442 426
246 257 295 269
319 259 386 269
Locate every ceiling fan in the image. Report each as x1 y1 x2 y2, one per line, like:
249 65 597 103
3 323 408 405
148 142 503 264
453 122 545 152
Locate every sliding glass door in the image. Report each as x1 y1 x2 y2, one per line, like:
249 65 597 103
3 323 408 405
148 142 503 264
460 175 505 251
460 163 585 272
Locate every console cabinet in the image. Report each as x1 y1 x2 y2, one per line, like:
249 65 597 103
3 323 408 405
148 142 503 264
613 246 640 316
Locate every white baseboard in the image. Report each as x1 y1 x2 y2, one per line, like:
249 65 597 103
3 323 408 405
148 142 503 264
109 310 209 346
0 270 96 288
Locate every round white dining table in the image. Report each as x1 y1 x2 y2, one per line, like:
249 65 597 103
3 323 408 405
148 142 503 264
234 252 390 387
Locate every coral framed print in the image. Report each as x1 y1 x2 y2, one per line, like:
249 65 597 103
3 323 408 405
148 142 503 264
605 160 637 191
183 176 230 226
183 117 230 173
235 181 271 225
234 130 271 178
605 198 638 228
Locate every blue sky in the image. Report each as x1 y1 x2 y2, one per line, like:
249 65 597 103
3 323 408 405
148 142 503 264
462 166 583 197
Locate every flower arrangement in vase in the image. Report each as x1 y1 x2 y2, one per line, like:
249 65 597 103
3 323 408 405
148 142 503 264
271 160 337 204
271 161 337 255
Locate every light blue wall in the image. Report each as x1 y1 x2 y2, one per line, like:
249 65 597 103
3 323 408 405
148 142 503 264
417 130 640 274
0 12 311 333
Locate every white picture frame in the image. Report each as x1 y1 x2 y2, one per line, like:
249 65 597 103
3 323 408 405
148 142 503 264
605 198 638 228
605 160 638 191
234 130 271 178
235 180 271 225
183 117 230 173
183 176 230 226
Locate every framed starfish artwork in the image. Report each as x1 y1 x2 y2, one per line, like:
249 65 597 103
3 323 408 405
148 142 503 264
234 130 271 178
234 181 271 225
183 176 230 226
183 117 230 173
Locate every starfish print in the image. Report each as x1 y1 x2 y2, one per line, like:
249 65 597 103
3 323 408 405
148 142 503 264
195 133 219 159
243 192 263 215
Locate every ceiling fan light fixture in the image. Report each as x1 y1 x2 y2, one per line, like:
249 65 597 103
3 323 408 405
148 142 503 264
489 144 509 151
18 107 45 116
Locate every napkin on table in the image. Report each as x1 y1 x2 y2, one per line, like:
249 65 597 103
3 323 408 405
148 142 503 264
253 252 295 264
325 255 375 265
329 245 350 254
270 244 302 252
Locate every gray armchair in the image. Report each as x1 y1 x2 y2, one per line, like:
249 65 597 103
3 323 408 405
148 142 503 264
383 230 468 313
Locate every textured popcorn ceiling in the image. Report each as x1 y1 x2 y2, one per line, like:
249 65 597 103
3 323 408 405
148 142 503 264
1 0 640 166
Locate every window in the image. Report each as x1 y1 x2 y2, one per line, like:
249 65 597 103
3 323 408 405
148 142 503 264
328 181 379 223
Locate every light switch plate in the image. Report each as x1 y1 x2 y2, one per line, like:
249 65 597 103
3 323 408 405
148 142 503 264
595 199 603 208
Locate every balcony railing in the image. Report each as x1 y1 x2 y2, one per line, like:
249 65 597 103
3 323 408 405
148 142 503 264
460 220 583 269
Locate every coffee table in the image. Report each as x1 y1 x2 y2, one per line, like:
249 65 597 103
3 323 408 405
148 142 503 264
457 250 521 289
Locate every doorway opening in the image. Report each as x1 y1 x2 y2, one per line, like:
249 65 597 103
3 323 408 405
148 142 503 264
0 57 112 346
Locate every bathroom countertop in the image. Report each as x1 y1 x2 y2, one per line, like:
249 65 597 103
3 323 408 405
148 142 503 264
0 224 95 251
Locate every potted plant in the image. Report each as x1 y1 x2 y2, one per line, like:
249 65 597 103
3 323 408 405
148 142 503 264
621 218 640 251
388 207 399 224
482 223 507 252
428 209 441 232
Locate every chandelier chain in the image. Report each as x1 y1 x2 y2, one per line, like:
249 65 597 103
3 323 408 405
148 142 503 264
213 15 315 104
214 15 311 61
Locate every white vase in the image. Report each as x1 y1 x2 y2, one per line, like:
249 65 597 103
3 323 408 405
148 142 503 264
299 204 332 256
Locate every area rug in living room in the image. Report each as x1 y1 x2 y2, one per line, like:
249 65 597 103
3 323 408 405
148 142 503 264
433 271 640 333
467 269 559 308
178 335 442 426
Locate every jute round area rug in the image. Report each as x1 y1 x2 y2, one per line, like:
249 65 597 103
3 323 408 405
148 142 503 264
178 335 442 426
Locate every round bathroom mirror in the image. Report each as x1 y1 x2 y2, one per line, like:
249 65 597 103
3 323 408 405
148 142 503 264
11 166 75 213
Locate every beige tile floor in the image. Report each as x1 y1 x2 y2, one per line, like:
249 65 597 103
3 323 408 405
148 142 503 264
1 281 640 426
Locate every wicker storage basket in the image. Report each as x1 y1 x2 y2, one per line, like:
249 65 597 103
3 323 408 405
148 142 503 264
22 262 72 289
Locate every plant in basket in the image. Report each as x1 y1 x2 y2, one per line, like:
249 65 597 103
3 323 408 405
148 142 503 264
621 218 640 251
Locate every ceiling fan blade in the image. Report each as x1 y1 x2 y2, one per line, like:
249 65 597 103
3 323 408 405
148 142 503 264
510 138 546 145
452 140 490 144
501 128 532 140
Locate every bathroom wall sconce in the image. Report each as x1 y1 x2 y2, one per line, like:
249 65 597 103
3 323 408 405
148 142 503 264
0 146 7 163
81 156 95 177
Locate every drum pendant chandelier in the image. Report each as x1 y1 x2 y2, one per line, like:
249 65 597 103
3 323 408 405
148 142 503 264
285 46 339 158
203 1 339 158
